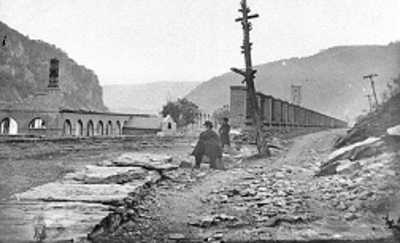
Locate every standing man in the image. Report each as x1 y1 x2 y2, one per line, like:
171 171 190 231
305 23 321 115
219 117 231 149
191 121 222 169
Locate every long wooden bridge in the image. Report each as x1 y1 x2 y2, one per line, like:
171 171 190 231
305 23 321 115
230 86 347 129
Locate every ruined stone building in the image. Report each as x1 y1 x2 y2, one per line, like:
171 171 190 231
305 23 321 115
0 59 161 137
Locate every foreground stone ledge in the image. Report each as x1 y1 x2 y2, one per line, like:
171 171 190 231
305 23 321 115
0 201 111 242
64 165 153 184
110 152 179 172
13 181 149 203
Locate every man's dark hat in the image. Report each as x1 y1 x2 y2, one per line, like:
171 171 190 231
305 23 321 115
203 120 213 127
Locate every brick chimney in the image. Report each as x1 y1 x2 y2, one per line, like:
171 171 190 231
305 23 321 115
48 58 59 88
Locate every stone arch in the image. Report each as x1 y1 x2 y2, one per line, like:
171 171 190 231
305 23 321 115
63 119 72 136
0 117 18 135
87 120 94 137
106 120 113 136
97 121 104 136
116 120 122 136
122 120 128 134
76 120 84 136
28 117 46 129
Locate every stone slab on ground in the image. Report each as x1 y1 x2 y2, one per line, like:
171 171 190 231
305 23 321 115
317 136 388 176
13 182 147 203
0 201 110 242
65 165 147 181
0 144 189 242
112 160 179 171
326 137 381 164
112 152 173 165
64 165 161 184
387 125 400 136
110 152 178 171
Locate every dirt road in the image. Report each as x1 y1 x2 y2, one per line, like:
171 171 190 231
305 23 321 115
95 129 395 243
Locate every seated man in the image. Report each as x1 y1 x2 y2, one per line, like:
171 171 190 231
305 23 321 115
191 121 222 169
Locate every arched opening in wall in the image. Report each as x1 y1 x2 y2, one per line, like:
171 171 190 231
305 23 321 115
28 117 46 129
97 121 104 136
167 122 172 129
76 120 83 137
87 120 94 137
122 120 128 134
106 121 113 136
116 121 122 136
63 119 72 136
0 117 18 135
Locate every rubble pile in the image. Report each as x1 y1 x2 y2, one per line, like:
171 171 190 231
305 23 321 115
189 214 239 228
313 152 399 215
178 132 398 241
202 165 318 229
308 132 400 237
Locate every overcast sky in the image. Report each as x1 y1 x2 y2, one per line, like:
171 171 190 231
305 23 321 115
0 0 399 85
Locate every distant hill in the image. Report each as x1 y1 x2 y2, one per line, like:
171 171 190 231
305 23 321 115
186 43 400 122
0 21 107 111
103 81 200 114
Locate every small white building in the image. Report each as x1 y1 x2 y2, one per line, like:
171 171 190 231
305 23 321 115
159 115 177 136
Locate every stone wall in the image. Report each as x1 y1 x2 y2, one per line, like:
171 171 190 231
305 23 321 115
0 109 161 137
60 111 129 137
0 110 60 136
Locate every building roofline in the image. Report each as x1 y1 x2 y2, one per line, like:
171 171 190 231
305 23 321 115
59 109 154 117
0 108 59 113
230 86 247 90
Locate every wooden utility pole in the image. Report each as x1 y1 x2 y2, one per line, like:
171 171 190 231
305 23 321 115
363 74 379 107
231 0 269 155
365 94 373 111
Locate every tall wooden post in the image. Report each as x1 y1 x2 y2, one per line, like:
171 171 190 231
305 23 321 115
365 94 373 112
363 74 379 107
231 0 269 155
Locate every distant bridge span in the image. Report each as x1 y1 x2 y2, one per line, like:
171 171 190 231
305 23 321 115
230 86 347 129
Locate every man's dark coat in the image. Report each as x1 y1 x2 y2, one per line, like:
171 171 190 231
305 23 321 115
192 129 222 161
219 123 231 146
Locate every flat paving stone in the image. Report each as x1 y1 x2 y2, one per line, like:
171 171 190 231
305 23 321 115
65 165 148 181
13 181 146 203
112 152 173 164
0 201 110 242
0 152 176 242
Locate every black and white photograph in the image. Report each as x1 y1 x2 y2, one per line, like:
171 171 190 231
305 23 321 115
0 0 399 242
